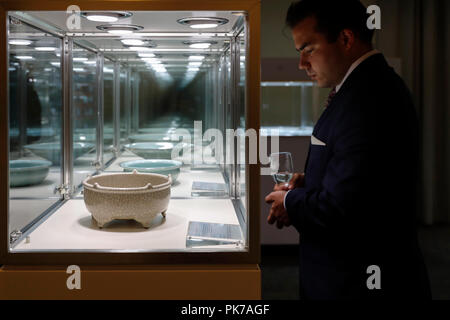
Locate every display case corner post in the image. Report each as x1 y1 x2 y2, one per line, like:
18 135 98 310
246 0 261 263
0 5 10 266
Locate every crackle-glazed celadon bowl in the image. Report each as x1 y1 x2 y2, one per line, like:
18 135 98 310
83 170 171 228
119 159 182 184
9 159 52 187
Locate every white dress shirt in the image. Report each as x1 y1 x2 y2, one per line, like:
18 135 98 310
283 49 381 210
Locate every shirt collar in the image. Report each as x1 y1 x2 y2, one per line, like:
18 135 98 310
335 49 380 93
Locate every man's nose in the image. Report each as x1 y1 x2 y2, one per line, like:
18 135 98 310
298 53 309 70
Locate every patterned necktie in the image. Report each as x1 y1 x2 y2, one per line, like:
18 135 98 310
325 87 337 108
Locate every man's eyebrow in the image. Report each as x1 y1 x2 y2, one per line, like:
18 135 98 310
296 42 310 52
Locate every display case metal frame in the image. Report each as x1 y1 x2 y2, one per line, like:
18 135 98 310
0 0 261 266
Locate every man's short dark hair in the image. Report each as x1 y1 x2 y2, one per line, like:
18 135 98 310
286 0 374 44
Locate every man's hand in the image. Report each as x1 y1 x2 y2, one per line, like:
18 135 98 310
288 172 305 190
265 191 291 229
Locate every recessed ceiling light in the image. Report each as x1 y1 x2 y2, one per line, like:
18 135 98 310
189 61 202 66
192 43 209 49
15 56 33 60
183 41 217 49
121 39 145 46
35 47 56 51
187 67 199 72
9 39 32 46
177 17 229 29
97 24 143 34
138 53 155 58
81 12 132 23
50 62 60 67
188 55 205 61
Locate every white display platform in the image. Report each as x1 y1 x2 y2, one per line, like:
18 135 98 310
13 198 240 251
9 149 241 250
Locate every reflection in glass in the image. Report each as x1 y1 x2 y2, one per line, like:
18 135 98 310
261 82 330 135
103 58 114 164
72 44 97 188
239 37 246 209
8 20 63 233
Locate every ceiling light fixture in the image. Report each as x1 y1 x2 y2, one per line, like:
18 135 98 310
81 12 132 23
9 39 32 46
183 41 217 49
177 17 229 29
15 56 33 60
190 43 210 49
96 24 143 35
121 39 145 46
35 47 56 51
138 53 155 58
188 55 205 61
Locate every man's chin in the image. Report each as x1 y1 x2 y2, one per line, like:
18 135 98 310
316 81 333 89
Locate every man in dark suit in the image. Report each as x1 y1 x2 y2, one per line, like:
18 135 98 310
265 0 431 299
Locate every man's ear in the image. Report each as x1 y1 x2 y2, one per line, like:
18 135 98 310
339 29 355 50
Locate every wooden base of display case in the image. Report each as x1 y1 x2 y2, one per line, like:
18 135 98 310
0 264 261 300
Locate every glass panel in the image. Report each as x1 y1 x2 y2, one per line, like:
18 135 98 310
224 48 233 191
8 19 63 234
103 58 114 164
238 34 246 210
119 65 128 147
261 81 330 135
72 44 97 188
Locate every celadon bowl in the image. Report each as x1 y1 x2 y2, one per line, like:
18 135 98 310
9 159 52 187
83 170 171 228
119 159 182 183
124 142 176 160
24 142 95 165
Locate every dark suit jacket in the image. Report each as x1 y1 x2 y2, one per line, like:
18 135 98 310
285 53 431 299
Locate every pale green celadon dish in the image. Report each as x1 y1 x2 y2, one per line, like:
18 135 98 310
24 142 95 165
9 159 52 187
119 159 182 184
124 142 176 160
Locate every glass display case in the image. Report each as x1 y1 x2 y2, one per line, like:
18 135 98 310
0 0 260 269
